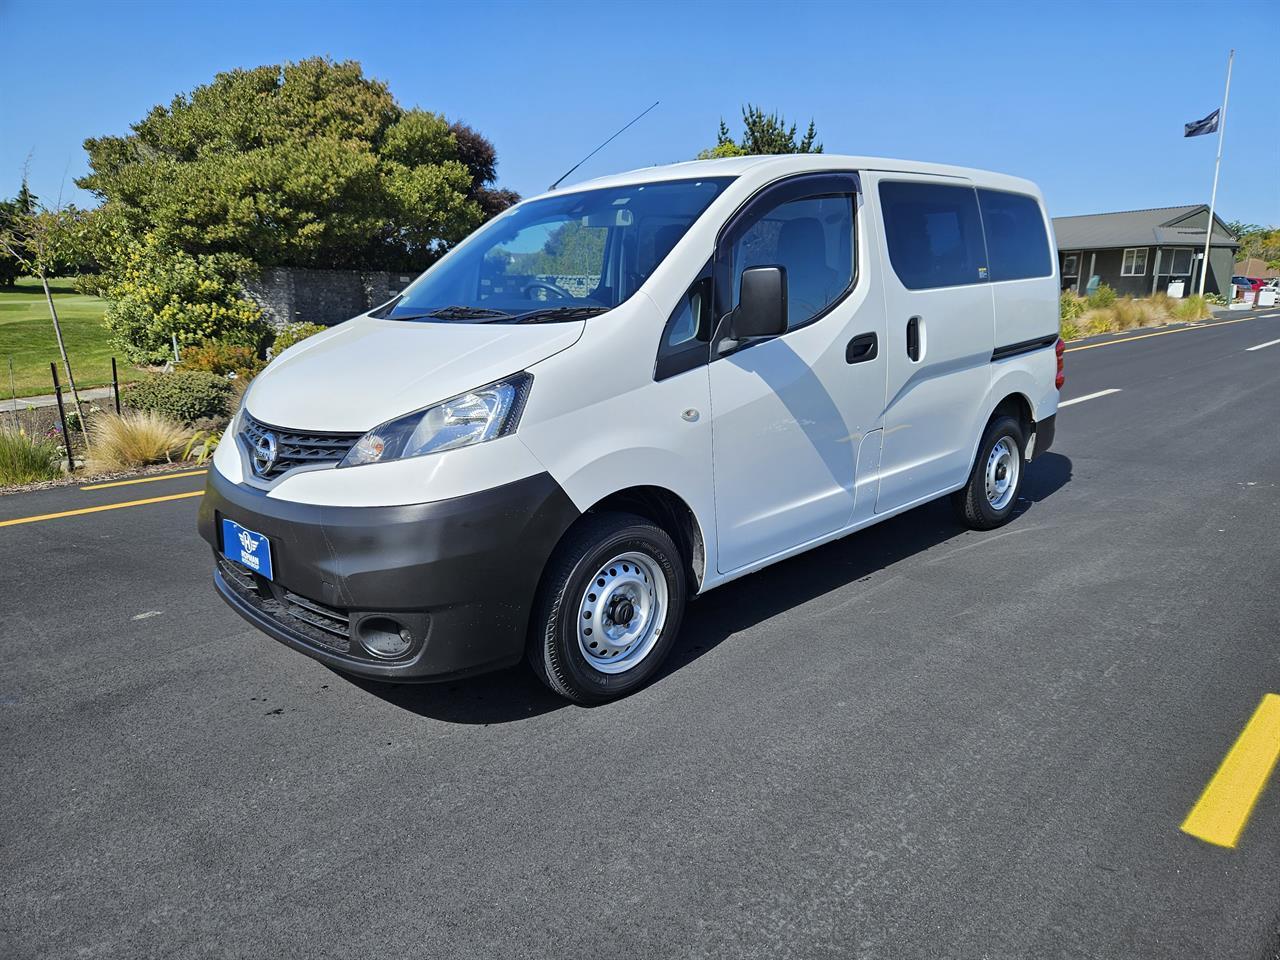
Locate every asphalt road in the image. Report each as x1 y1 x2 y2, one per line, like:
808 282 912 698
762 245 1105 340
3 310 1279 960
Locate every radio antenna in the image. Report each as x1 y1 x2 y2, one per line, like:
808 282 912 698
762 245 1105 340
548 100 660 191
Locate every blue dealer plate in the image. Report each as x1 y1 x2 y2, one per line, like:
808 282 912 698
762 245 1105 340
222 518 273 580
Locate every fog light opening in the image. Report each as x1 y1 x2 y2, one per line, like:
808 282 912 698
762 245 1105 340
358 617 413 660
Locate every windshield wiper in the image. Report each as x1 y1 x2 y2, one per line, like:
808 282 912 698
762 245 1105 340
513 306 609 324
389 305 515 322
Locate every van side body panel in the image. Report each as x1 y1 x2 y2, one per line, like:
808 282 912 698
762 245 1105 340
866 171 998 514
516 295 719 589
707 186 888 574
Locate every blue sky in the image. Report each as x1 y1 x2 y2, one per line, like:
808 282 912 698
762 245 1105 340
2 0 1276 225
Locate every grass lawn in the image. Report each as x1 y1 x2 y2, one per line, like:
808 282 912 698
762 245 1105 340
0 277 142 398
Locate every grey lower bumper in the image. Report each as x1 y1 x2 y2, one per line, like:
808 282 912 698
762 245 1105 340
198 468 580 681
1032 414 1056 459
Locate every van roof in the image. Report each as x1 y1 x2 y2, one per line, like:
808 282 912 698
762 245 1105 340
536 155 1041 200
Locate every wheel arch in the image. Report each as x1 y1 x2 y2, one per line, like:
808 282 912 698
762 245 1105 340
963 385 1038 479
991 391 1034 437
578 485 708 592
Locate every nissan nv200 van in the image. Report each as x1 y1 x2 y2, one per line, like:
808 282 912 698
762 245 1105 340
199 155 1063 704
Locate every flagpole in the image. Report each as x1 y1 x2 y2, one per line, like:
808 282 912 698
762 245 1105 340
1199 49 1233 297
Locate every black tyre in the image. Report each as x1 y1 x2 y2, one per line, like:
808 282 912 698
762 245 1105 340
952 415 1026 531
527 512 686 705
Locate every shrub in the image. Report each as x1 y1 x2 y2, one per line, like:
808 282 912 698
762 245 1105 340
101 233 268 364
1074 292 1209 340
89 411 190 470
1059 290 1086 340
272 322 328 356
1111 298 1144 331
0 428 62 485
178 339 265 380
1087 283 1117 309
1175 294 1210 321
123 370 235 423
182 429 221 464
1084 312 1115 337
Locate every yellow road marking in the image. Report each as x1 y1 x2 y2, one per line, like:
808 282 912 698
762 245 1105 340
1066 317 1248 353
81 469 207 491
1181 693 1280 849
0 490 204 528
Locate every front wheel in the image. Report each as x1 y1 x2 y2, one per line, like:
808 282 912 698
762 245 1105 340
952 415 1025 530
527 512 686 705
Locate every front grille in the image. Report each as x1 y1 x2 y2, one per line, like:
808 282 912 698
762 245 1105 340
240 413 362 480
217 555 351 653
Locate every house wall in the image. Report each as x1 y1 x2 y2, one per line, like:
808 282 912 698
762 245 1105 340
1152 248 1232 297
1207 247 1233 295
1088 247 1151 297
1058 245 1233 298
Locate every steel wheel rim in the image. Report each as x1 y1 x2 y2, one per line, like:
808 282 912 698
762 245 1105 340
984 436 1020 511
576 551 668 674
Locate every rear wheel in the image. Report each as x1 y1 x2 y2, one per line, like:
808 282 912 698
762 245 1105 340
527 512 686 705
952 415 1025 530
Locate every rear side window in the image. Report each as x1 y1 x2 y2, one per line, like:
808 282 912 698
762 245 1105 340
977 189 1051 281
879 181 987 290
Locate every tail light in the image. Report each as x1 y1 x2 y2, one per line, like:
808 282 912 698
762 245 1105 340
1055 337 1065 390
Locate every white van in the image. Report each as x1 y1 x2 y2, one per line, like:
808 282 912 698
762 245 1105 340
199 155 1063 704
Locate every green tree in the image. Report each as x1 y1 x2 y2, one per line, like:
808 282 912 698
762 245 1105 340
79 58 513 270
1227 221 1280 271
76 57 519 358
697 105 824 159
0 198 22 287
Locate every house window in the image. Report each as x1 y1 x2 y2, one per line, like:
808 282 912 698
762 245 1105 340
1165 248 1193 276
1062 255 1079 276
1121 248 1148 276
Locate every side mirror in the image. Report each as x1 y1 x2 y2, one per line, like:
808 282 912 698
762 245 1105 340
732 265 788 340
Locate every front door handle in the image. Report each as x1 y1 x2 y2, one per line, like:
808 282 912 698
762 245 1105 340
906 316 921 361
846 332 878 364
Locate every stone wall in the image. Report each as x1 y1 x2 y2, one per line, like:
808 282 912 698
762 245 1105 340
243 267 419 328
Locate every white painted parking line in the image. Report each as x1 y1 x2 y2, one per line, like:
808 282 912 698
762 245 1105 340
1059 388 1122 408
1245 338 1280 352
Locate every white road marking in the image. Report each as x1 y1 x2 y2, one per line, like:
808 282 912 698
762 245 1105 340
131 610 163 621
1245 338 1280 352
1059 388 1122 408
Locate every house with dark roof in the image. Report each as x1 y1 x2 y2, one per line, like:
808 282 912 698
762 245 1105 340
1052 205 1238 297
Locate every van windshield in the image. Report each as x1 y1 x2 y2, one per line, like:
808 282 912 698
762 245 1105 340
378 177 734 323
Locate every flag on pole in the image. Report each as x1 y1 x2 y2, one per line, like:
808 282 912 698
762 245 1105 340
1184 109 1220 137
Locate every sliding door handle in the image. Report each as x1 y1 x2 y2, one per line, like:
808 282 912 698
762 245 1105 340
906 316 921 361
846 332 878 364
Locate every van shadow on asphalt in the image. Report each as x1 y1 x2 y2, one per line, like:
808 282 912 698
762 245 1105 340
348 453 1072 725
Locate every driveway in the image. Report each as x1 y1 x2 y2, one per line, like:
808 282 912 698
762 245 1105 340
2 309 1279 959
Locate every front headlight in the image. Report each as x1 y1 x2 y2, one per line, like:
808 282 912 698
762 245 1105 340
230 383 251 434
339 373 532 467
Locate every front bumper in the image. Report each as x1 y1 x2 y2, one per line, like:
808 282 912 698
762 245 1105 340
198 467 579 681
